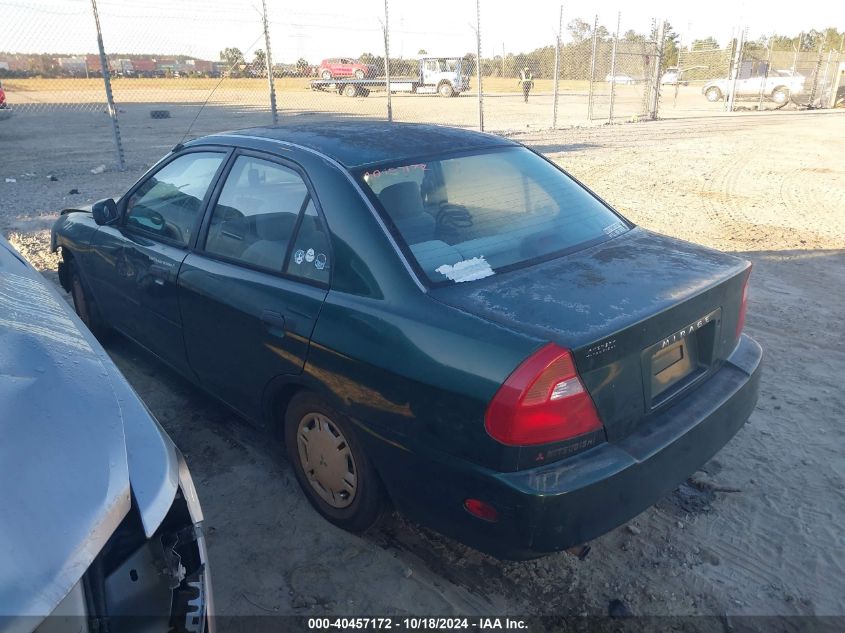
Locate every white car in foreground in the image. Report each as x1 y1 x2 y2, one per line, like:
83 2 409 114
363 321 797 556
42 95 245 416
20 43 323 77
0 235 213 633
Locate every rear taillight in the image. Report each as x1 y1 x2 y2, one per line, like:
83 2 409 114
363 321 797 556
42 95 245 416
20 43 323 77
736 267 751 337
485 343 603 446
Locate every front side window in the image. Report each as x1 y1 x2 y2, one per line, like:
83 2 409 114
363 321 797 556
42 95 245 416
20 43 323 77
358 147 627 284
125 152 225 245
205 156 308 272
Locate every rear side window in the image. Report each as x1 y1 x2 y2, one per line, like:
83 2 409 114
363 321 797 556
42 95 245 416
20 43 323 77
287 200 331 284
205 156 307 272
204 155 330 284
125 152 224 246
359 147 627 284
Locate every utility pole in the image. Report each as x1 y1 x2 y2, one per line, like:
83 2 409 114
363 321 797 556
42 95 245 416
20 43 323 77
552 5 563 128
90 0 125 170
475 0 484 131
383 0 392 122
261 0 278 125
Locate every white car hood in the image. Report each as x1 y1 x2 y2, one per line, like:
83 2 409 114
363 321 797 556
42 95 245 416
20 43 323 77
0 238 179 628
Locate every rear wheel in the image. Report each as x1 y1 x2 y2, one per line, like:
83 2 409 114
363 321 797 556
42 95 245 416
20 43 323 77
321 69 332 80
69 260 107 338
342 83 358 98
705 87 722 102
771 86 789 104
285 392 387 532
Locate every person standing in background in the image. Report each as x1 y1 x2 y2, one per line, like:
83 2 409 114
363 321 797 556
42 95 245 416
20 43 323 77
518 67 534 103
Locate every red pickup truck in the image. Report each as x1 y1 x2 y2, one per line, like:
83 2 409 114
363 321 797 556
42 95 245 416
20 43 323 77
317 58 374 80
0 80 7 109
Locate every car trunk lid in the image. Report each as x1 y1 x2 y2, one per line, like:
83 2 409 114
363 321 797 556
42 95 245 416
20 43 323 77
430 228 750 442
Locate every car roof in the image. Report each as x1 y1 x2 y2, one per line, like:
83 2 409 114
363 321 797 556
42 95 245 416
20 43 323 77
190 122 517 169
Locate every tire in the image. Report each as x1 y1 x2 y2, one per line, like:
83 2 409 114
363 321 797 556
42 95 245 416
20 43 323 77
69 260 108 338
771 87 789 104
284 392 387 533
705 87 722 102
321 70 332 80
438 82 454 98
342 84 358 98
354 69 365 79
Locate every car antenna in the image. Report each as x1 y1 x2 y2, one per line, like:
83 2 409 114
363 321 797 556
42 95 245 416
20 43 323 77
178 33 265 148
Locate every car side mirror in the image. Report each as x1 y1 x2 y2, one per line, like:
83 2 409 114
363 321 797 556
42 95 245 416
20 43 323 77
92 198 119 226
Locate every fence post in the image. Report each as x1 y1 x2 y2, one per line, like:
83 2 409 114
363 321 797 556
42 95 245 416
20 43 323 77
648 20 665 119
552 5 562 129
383 0 392 122
587 14 599 120
726 27 745 112
475 0 484 131
90 0 125 171
261 0 278 125
757 44 772 110
608 12 621 123
807 40 825 106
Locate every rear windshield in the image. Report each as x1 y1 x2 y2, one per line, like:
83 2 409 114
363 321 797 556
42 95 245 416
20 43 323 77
357 146 628 284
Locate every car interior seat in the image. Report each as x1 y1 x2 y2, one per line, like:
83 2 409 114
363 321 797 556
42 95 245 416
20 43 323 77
377 181 436 245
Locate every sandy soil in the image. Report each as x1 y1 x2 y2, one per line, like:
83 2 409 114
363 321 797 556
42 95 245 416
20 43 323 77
1 108 844 624
3 81 798 132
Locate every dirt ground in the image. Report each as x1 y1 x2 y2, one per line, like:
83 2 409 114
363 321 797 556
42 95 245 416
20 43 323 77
1 107 844 624
4 80 785 133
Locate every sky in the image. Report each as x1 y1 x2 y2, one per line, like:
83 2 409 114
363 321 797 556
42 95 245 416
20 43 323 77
3 0 844 63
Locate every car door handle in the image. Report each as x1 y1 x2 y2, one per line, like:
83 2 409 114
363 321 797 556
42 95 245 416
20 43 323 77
149 264 169 286
261 309 286 332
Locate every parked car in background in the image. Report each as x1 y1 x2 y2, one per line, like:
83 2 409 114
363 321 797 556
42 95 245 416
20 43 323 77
660 67 688 85
605 74 635 85
310 55 469 98
51 122 761 560
0 80 7 108
702 65 805 103
0 235 213 631
317 58 374 80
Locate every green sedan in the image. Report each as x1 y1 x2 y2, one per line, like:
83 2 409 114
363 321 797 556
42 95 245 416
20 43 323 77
51 122 762 559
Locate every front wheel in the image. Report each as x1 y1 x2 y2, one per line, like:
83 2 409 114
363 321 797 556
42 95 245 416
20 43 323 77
285 392 387 532
342 84 358 98
70 260 108 338
705 87 722 102
438 82 454 98
354 69 365 79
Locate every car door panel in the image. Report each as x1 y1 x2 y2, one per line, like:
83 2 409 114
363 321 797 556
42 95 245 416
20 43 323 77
178 257 327 421
91 226 193 373
87 150 228 375
178 152 332 423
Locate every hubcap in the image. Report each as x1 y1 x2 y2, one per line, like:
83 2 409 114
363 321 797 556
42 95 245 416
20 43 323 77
297 413 357 509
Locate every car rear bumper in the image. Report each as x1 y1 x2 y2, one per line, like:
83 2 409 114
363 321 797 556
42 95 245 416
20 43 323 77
374 334 762 559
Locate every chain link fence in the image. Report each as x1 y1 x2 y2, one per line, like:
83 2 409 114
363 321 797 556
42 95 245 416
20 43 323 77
2 0 843 170
662 37 843 116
